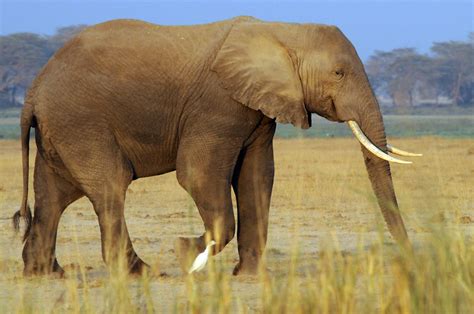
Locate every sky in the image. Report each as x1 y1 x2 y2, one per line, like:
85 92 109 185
0 0 472 61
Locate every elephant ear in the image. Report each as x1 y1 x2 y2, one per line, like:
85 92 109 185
211 23 310 129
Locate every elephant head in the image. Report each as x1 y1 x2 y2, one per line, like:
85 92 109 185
212 21 421 247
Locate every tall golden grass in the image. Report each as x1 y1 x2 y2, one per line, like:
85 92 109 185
0 137 473 313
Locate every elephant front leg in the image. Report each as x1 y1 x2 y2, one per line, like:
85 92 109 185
232 134 275 275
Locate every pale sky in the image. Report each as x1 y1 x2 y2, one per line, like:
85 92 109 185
1 0 472 61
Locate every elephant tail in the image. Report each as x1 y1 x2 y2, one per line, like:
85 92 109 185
13 102 34 242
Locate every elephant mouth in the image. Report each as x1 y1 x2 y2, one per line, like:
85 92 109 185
306 98 344 123
327 99 345 123
346 121 422 164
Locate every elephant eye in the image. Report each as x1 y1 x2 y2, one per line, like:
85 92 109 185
334 69 345 80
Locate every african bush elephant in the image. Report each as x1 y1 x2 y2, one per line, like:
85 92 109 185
13 16 419 276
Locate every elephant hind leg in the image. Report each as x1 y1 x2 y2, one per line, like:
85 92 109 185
89 190 148 274
47 129 148 275
76 152 148 274
23 152 83 276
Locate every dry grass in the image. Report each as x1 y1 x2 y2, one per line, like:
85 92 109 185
0 137 473 313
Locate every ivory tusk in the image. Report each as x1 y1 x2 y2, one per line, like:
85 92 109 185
387 144 423 157
347 121 412 164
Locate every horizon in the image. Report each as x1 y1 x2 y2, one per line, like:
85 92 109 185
0 0 472 61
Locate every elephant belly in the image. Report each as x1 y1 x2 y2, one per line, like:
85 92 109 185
118 137 179 179
112 112 181 179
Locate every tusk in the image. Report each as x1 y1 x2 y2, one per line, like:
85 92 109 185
387 144 422 157
347 121 412 164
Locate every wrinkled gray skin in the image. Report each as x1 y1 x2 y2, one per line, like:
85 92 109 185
14 16 409 276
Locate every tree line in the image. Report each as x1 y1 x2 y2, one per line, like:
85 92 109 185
1 26 473 109
0 25 86 107
367 34 473 108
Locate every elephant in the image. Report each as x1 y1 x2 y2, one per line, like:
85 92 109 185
12 16 419 277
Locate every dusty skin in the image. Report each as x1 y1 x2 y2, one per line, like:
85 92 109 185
1 137 473 311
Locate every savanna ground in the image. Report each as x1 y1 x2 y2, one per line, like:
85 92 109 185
0 121 473 312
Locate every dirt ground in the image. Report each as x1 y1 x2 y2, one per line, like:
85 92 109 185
1 137 473 311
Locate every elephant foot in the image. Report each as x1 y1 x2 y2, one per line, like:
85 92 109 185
174 237 205 274
232 261 260 276
233 249 266 276
23 258 65 278
52 259 65 277
128 256 149 275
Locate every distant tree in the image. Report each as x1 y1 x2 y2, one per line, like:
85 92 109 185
387 49 431 107
0 25 86 108
367 48 431 108
366 33 473 108
0 33 51 107
430 39 474 106
366 50 393 97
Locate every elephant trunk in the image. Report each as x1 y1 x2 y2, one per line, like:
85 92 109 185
357 101 410 248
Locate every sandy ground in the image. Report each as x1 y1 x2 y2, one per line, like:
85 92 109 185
0 137 473 311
